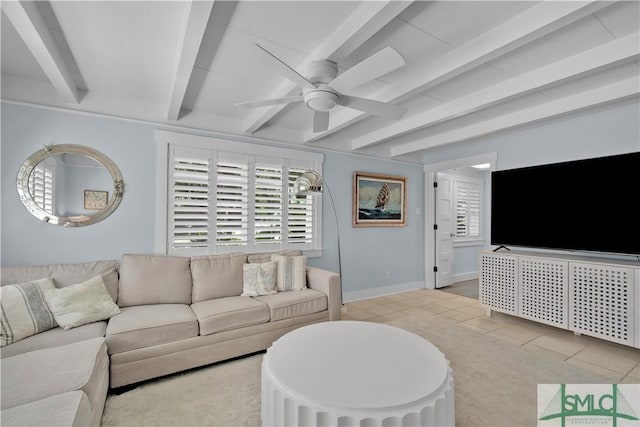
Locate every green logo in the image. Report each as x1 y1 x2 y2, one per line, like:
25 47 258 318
538 384 639 427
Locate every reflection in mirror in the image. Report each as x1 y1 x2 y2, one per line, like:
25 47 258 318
17 144 124 227
28 157 55 214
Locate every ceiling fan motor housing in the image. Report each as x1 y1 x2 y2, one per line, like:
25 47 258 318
308 60 338 83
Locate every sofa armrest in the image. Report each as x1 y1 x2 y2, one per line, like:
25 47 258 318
306 267 342 321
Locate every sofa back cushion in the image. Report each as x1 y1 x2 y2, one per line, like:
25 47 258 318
0 260 119 302
191 253 247 302
246 249 302 264
118 254 191 307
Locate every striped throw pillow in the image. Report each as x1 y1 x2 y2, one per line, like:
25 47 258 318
271 255 306 292
1 278 57 346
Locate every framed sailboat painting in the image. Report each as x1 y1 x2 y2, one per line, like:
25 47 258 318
353 171 407 227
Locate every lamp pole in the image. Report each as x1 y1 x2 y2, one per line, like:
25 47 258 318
322 179 342 283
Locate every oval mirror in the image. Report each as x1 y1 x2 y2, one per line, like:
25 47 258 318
16 144 124 227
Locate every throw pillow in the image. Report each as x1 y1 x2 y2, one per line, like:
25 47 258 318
44 275 120 330
241 261 277 297
271 255 307 292
1 278 57 346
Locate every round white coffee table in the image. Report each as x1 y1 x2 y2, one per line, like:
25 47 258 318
261 321 454 427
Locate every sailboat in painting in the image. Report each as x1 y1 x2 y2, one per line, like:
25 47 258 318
358 182 402 221
375 183 389 211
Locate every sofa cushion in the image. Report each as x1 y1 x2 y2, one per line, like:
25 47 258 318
44 275 120 330
1 260 119 303
1 391 91 427
0 337 108 411
190 253 247 302
1 278 57 346
105 304 198 354
191 297 270 335
0 322 107 359
254 289 327 321
247 249 302 264
241 261 277 296
118 254 192 307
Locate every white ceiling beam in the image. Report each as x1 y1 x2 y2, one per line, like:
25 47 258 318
2 0 80 103
166 1 215 121
242 1 414 135
304 0 611 144
390 77 640 157
353 32 640 150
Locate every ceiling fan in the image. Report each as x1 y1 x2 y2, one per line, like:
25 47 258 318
236 44 408 133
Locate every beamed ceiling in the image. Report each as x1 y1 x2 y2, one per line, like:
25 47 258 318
2 1 639 163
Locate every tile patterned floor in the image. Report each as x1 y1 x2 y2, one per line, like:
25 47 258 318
342 289 640 384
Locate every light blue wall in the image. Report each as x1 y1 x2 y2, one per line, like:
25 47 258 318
424 100 640 268
309 152 425 293
422 101 640 169
1 103 425 296
1 104 157 266
5 101 635 291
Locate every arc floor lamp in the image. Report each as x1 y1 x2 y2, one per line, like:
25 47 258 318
293 170 342 283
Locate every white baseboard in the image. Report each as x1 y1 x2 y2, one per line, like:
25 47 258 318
343 281 425 303
451 272 478 283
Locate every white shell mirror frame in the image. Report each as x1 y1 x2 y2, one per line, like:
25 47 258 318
16 144 124 227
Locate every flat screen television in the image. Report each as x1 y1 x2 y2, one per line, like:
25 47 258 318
491 151 640 255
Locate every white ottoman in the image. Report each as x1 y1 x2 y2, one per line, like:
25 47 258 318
261 321 454 427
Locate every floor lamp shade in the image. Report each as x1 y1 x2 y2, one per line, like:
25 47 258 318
293 170 323 195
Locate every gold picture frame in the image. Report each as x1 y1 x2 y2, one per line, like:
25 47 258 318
84 190 108 210
353 171 407 227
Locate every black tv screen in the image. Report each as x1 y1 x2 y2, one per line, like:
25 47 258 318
491 151 640 255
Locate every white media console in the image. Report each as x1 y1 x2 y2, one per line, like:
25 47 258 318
479 250 640 349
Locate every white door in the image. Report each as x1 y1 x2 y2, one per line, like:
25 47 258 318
435 173 453 288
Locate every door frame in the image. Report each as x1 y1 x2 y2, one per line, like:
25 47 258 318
424 153 497 290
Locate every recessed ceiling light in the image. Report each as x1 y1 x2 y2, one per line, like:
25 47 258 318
471 163 490 169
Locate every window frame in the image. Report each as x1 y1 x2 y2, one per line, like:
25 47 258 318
155 130 324 257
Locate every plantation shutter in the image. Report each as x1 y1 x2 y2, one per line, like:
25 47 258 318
216 153 249 250
254 158 283 247
454 180 481 238
163 135 322 256
288 163 314 247
169 146 210 254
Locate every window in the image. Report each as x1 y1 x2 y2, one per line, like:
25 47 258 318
453 175 483 241
158 131 322 256
28 157 55 214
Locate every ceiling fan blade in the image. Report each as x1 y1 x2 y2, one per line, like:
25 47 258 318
255 44 315 90
313 111 330 133
236 95 304 109
329 47 405 93
340 95 407 120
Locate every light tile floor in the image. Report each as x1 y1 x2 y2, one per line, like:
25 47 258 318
341 289 640 384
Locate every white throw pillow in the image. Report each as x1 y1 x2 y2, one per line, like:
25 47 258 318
1 278 57 346
271 254 307 292
242 261 277 296
44 275 120 330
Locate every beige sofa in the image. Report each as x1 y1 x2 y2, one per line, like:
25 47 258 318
0 251 341 426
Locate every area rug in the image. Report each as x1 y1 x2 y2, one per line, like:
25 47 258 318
101 314 609 427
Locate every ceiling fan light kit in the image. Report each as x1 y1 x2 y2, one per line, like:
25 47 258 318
237 44 408 134
304 85 339 112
